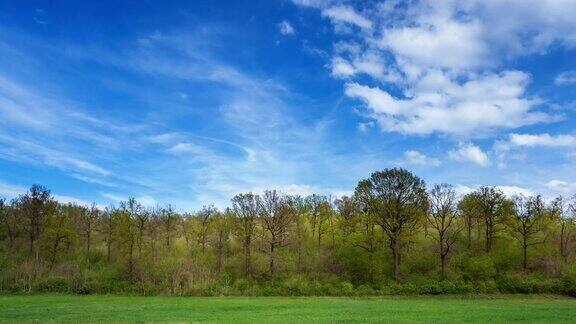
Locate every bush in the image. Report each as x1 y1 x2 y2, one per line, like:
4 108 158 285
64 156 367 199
452 253 496 281
562 266 576 296
34 276 69 293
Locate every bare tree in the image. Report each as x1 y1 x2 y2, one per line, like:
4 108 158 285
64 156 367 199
232 193 261 278
354 168 428 282
428 184 462 280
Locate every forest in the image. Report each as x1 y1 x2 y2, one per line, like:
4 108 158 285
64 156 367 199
1 168 575 296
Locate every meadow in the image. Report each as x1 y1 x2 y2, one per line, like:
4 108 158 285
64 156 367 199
0 294 575 323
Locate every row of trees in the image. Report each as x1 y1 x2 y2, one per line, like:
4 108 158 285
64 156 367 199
1 168 575 294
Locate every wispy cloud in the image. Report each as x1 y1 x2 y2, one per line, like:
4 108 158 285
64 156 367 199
555 71 576 85
279 21 295 35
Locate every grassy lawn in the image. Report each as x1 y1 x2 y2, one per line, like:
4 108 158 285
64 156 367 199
0 294 574 323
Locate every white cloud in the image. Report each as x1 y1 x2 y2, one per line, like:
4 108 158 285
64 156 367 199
509 133 576 147
454 184 475 197
330 57 356 78
545 180 576 193
279 20 295 35
496 185 535 198
321 5 372 30
465 0 576 53
555 71 576 85
297 0 570 137
381 14 489 71
449 143 491 167
404 150 441 166
453 184 535 198
345 71 548 136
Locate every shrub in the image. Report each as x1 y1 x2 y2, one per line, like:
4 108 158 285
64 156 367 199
34 276 69 293
452 253 496 281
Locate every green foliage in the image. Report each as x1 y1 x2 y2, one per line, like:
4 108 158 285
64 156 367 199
452 253 496 281
0 179 575 296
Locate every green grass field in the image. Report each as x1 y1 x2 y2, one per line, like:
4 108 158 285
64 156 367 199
0 295 574 323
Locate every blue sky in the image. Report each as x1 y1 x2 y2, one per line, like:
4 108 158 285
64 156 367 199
0 0 575 210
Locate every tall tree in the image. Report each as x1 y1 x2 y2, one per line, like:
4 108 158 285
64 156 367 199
19 185 55 258
287 195 309 274
336 196 358 240
551 196 575 263
116 202 138 278
510 194 546 271
41 205 76 267
196 205 216 253
354 168 428 282
232 193 261 278
125 198 147 257
99 207 116 263
260 190 292 279
474 187 508 253
0 198 19 254
212 210 231 273
428 184 462 280
458 193 480 250
161 205 177 250
73 203 98 254
306 194 327 248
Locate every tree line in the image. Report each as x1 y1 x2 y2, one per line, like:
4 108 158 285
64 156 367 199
1 168 575 295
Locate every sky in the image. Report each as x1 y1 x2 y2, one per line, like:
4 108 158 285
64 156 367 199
0 0 575 210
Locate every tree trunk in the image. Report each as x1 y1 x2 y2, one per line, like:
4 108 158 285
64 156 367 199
390 235 402 282
244 236 252 278
269 242 276 280
560 223 567 263
440 254 447 281
216 232 224 273
522 230 528 271
7 232 14 255
106 240 111 263
484 221 492 253
466 219 472 250
50 235 62 268
86 230 91 254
